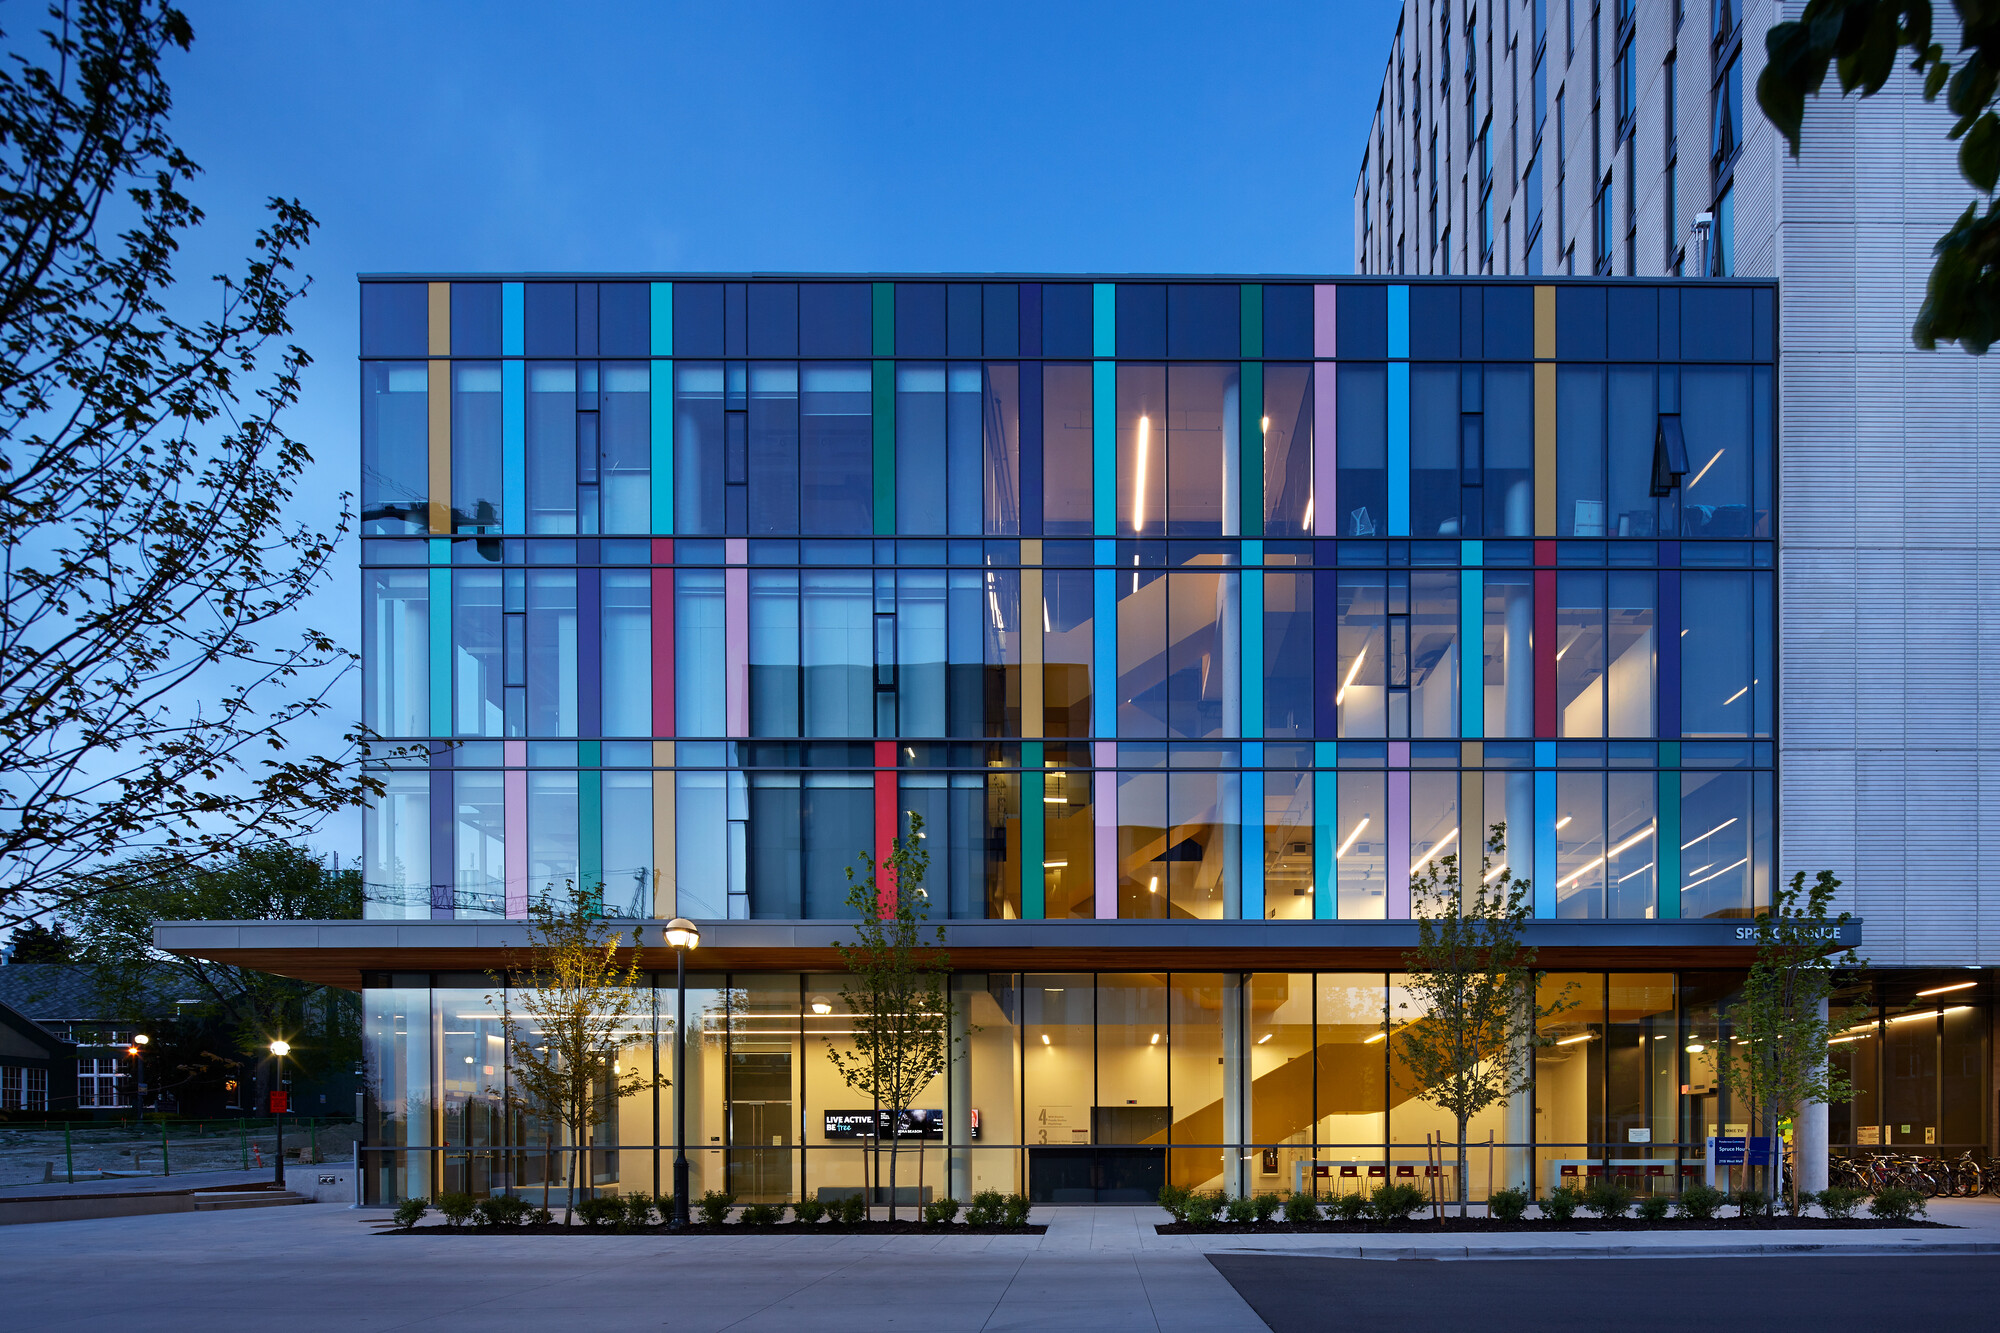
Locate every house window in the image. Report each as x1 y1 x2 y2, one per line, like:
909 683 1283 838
1 1066 19 1111
79 1057 126 1109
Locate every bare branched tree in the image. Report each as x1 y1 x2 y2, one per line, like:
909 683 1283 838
0 1 372 923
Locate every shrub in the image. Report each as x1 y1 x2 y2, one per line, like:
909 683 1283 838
1251 1193 1283 1223
575 1196 623 1230
435 1192 478 1228
618 1194 656 1231
1581 1180 1634 1218
697 1189 737 1226
964 1190 1004 1226
476 1194 530 1229
1156 1183 1193 1223
1815 1186 1869 1221
923 1196 961 1225
1486 1188 1530 1222
1540 1186 1585 1221
1183 1190 1225 1224
1224 1193 1258 1224
1283 1193 1320 1224
738 1202 782 1226
1675 1184 1728 1221
1326 1192 1371 1222
792 1196 827 1224
1000 1193 1031 1227
529 1207 554 1226
1869 1186 1927 1222
1635 1194 1672 1222
1733 1188 1770 1217
833 1192 869 1225
392 1198 429 1230
1368 1183 1427 1222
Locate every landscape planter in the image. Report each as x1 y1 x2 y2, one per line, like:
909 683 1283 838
385 1221 1047 1236
1156 1215 1946 1235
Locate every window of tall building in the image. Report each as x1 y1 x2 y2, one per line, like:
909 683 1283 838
1594 171 1613 275
1710 50 1741 176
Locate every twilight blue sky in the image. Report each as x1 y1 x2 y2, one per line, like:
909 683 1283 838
157 0 1401 854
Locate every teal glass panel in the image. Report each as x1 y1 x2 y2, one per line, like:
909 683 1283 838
649 282 673 357
502 282 524 356
1093 283 1114 358
651 360 673 534
1093 361 1115 535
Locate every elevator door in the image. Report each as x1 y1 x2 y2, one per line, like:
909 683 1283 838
727 1049 794 1201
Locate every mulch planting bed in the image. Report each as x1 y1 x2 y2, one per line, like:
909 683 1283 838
1157 1215 1947 1234
384 1221 1046 1236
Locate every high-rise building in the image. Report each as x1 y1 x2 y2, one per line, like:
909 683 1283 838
1358 0 2000 1166
154 272 1987 1208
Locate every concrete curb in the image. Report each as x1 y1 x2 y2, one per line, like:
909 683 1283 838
1215 1239 2000 1260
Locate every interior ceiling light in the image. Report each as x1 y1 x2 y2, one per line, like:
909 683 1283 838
1336 817 1371 859
1915 981 1976 997
1364 1031 1387 1044
1133 416 1150 533
1335 645 1368 706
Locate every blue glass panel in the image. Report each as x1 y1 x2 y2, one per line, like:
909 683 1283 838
1167 284 1239 358
748 282 799 357
523 283 576 356
361 283 427 357
450 283 502 357
799 283 871 357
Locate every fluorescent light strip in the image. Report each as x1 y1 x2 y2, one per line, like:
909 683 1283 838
1556 1033 1595 1046
1364 1031 1387 1044
1303 494 1314 528
1722 686 1748 706
1409 827 1459 876
1134 416 1150 533
1555 815 1572 830
1335 644 1368 705
1336 817 1371 859
1681 817 1737 850
1616 861 1655 883
1483 863 1508 882
1915 981 1977 997
1685 448 1724 491
1682 857 1748 891
1042 860 1067 868
1554 825 1657 889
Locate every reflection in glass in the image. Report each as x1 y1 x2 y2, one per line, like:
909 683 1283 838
1336 772 1388 919
1262 365 1314 536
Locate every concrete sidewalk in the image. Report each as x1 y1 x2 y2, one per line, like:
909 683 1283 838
4 1198 1996 1332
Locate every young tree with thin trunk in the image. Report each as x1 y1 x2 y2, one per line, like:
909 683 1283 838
825 813 955 1223
1393 824 1568 1215
489 884 649 1224
1716 869 1865 1214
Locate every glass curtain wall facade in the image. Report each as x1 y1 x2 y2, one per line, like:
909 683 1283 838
360 277 1777 927
367 966 1849 1206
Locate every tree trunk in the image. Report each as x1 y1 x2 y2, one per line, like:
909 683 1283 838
542 1130 553 1216
888 1133 899 1224
1457 1115 1471 1217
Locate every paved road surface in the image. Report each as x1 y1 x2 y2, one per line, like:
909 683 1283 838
1210 1253 1995 1333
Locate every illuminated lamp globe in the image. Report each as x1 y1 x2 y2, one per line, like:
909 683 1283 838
269 1039 291 1057
664 918 700 952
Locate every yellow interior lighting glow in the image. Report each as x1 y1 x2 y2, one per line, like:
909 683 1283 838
1681 817 1737 849
1915 981 1977 997
1364 1031 1387 1044
1556 1033 1595 1046
1409 827 1459 876
1685 448 1724 490
1335 644 1368 706
1134 415 1150 532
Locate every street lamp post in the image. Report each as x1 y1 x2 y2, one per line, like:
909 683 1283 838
128 1033 150 1119
663 918 700 1229
269 1040 291 1190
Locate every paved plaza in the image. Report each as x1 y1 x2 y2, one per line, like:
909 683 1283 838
5 1199 1998 1331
